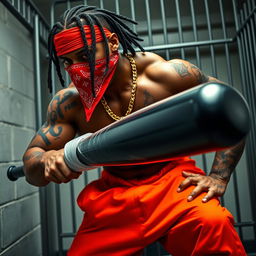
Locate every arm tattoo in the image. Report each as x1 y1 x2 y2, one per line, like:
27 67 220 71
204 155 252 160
143 90 155 107
209 140 246 181
64 101 78 112
189 63 209 83
172 62 192 78
23 151 43 162
38 90 76 146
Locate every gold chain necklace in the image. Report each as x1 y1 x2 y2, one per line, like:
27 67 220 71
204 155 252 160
101 54 137 121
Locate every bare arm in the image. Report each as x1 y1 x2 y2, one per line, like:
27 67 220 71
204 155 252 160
158 59 246 201
23 88 81 186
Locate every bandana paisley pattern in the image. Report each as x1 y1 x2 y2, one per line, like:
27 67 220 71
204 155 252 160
65 52 119 122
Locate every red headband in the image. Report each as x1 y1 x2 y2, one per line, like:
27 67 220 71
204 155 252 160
54 25 112 56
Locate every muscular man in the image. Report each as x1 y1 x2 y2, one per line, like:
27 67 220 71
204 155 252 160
23 5 246 256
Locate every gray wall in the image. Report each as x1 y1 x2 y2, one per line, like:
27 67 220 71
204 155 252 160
0 3 42 256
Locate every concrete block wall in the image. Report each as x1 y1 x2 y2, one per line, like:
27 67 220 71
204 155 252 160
0 3 42 256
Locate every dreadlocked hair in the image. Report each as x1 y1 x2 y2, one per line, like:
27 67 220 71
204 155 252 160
47 5 145 94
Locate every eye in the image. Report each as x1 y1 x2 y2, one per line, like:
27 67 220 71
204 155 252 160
61 58 72 67
80 55 88 62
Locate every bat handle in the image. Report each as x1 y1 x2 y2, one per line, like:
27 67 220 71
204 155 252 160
7 165 25 181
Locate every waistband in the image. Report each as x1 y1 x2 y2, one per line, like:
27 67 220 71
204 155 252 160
101 157 200 187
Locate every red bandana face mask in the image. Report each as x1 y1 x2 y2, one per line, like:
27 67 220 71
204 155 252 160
54 25 119 122
65 52 119 122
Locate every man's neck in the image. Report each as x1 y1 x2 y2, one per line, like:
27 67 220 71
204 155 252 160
104 53 133 99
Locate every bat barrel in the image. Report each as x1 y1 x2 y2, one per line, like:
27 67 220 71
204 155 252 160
76 82 251 166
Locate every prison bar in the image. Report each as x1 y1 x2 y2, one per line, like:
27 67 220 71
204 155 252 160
175 0 185 59
1 0 49 46
160 0 170 60
234 0 256 241
145 0 153 46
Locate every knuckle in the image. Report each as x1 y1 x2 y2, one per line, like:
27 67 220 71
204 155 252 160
56 156 63 165
49 164 56 172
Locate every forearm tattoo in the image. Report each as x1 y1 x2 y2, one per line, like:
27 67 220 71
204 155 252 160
38 90 76 146
210 140 245 181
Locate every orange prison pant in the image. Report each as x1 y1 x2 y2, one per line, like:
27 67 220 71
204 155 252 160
68 158 247 256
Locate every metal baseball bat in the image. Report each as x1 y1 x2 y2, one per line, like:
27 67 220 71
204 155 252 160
76 82 250 166
7 82 251 180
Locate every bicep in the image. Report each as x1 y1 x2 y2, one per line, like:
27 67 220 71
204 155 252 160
26 89 79 152
27 121 76 151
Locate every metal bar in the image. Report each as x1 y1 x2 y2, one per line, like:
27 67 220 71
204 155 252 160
246 2 256 91
138 38 234 52
60 232 76 238
100 0 104 9
189 0 201 67
27 3 31 24
240 2 256 174
234 221 256 227
17 0 21 13
23 0 26 18
235 5 256 36
115 0 120 14
70 181 77 233
175 0 185 58
67 0 71 9
129 0 136 32
233 0 256 239
242 4 256 239
145 0 153 45
160 0 170 60
249 1 256 67
34 14 43 129
242 4 256 145
51 2 57 96
204 0 217 77
237 2 256 160
84 171 88 186
34 13 50 256
1 0 49 46
219 0 244 235
55 184 64 256
83 0 88 5
65 0 71 84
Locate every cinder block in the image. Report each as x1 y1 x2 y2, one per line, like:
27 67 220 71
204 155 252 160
0 18 33 71
0 87 36 129
11 127 35 161
1 193 40 248
0 226 42 256
0 51 8 87
9 57 24 94
0 123 12 162
0 164 15 205
23 68 35 99
23 98 36 129
16 177 39 199
0 3 7 24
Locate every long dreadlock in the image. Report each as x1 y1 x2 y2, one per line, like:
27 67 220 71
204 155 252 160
47 5 145 94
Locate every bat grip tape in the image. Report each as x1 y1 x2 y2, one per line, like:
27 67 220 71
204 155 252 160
64 133 96 172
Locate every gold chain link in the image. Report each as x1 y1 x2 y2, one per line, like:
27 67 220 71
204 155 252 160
101 54 137 121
